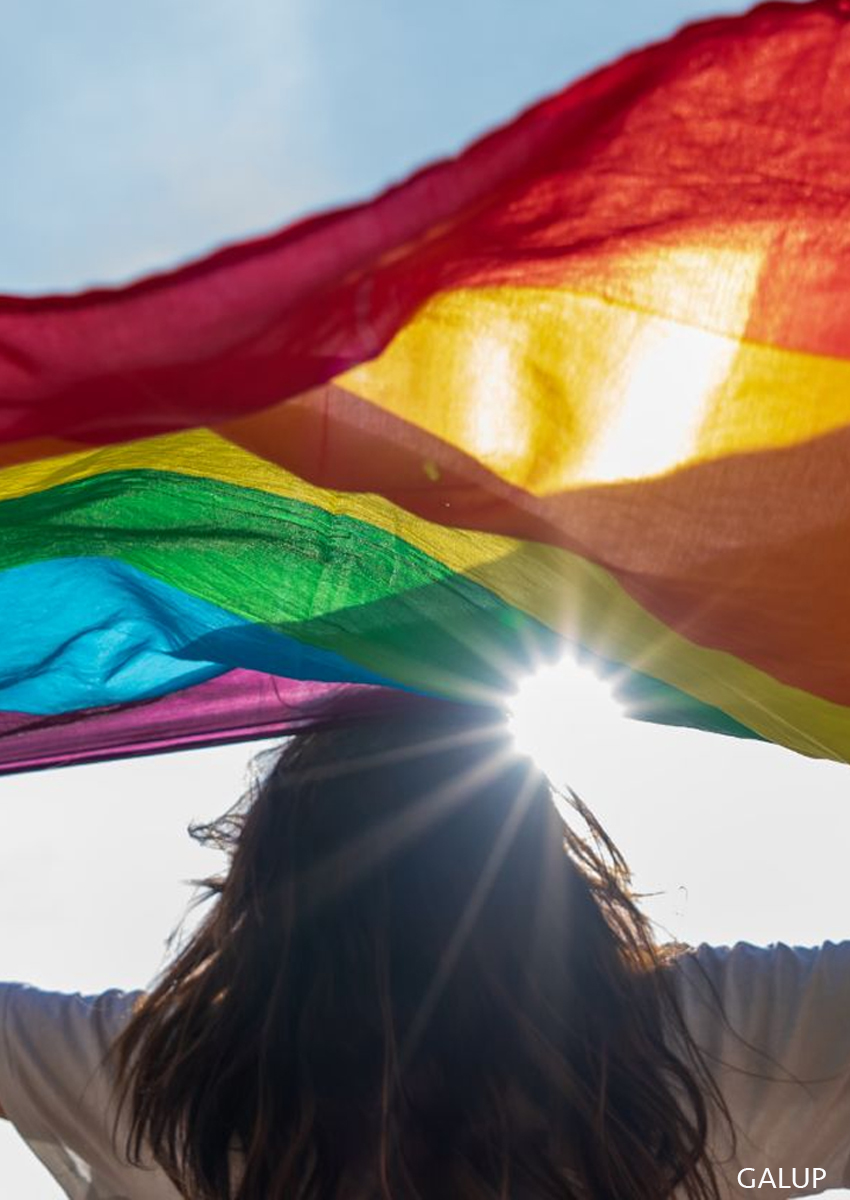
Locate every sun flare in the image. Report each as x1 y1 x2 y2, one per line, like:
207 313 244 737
508 654 626 787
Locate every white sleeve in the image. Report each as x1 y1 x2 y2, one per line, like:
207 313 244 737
673 941 850 1197
0 982 181 1200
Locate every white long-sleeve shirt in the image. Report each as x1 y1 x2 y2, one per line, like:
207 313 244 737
1 942 849 1198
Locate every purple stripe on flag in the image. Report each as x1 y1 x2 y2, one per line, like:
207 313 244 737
0 670 458 774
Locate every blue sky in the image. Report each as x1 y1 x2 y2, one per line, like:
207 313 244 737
3 2 849 1195
3 0 746 294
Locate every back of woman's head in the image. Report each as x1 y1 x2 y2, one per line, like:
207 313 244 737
113 704 726 1200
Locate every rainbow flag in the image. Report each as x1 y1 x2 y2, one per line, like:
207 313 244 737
2 0 849 772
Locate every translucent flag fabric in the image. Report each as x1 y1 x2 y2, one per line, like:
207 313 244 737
2 0 850 770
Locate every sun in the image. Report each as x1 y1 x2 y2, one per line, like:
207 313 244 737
508 653 626 787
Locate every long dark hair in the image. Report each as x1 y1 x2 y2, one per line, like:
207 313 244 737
112 703 731 1199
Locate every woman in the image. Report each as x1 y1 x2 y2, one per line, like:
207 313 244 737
0 704 848 1198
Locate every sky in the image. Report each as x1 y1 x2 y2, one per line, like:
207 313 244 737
2 0 849 1195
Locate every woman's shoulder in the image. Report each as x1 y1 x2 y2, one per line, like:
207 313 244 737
667 939 850 997
0 983 178 1199
664 939 850 1076
663 941 850 1193
0 980 145 1061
